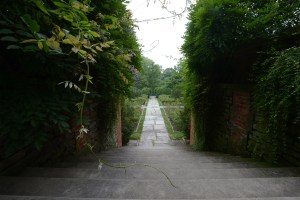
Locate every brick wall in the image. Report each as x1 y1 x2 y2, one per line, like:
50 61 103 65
0 131 75 175
205 84 251 155
229 91 251 154
190 83 300 166
0 101 124 175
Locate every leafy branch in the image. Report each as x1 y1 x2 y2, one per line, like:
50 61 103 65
0 0 176 188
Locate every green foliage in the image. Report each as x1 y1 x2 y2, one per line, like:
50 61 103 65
251 47 300 163
130 57 185 100
0 0 141 156
182 0 246 74
160 106 175 139
181 59 210 149
158 95 189 140
158 66 184 98
0 95 74 156
122 95 148 144
158 95 183 106
188 79 209 150
131 56 162 97
129 132 141 140
121 99 136 145
182 0 300 155
182 0 300 75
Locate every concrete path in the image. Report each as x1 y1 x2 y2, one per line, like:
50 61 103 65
139 96 170 147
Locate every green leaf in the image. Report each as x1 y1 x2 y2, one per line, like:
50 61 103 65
7 45 21 50
53 1 69 8
95 46 103 51
21 39 37 43
20 14 40 33
46 37 60 49
0 36 18 42
90 31 100 38
71 47 79 53
63 14 74 22
100 40 114 48
78 49 87 55
62 38 73 45
32 0 50 15
38 41 43 49
0 29 14 34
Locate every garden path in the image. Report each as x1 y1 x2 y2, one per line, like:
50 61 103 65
139 96 171 147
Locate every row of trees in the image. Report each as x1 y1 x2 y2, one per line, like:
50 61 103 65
131 56 184 98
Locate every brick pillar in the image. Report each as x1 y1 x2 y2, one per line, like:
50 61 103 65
229 91 251 154
116 102 122 147
190 111 195 145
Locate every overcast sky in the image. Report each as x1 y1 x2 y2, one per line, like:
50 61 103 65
127 0 189 69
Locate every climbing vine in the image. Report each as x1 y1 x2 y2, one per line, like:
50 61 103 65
182 0 300 163
252 47 300 163
183 66 210 150
0 0 141 156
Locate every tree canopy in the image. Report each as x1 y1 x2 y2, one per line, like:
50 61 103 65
182 0 300 79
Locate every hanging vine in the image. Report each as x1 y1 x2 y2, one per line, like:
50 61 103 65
0 0 140 155
0 0 178 187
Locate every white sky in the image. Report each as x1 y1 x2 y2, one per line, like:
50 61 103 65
127 0 189 69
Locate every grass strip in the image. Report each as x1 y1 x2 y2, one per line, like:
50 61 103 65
130 100 148 140
159 104 185 140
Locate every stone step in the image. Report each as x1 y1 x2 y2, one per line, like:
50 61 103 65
0 176 299 199
1 196 300 200
89 150 248 159
88 148 261 161
54 160 273 170
75 155 249 164
65 150 260 165
20 167 300 180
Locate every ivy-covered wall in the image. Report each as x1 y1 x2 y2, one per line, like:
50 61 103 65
206 85 251 156
0 0 141 174
190 82 300 166
250 112 300 166
183 0 300 166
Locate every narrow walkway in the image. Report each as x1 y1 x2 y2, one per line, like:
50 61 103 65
139 96 170 147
